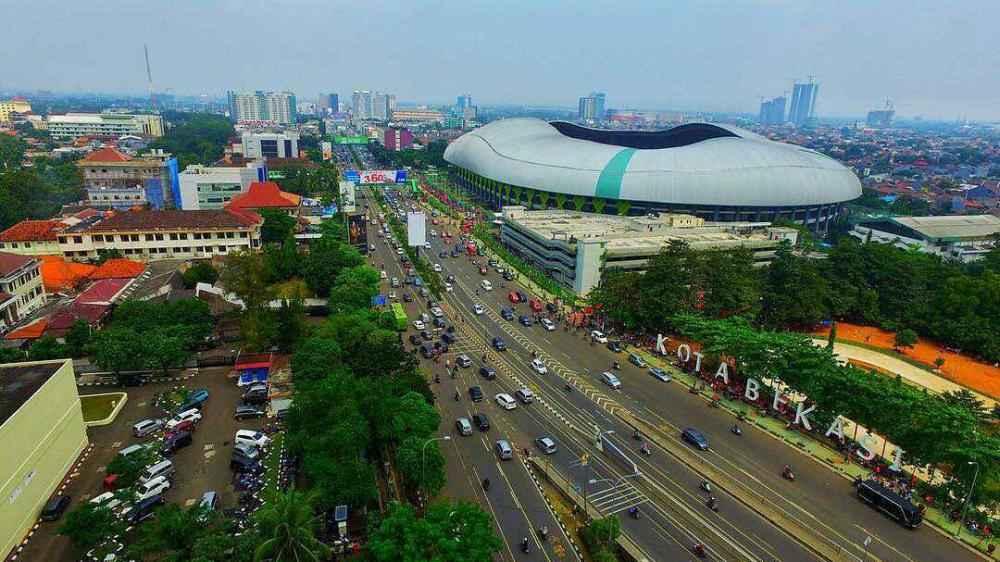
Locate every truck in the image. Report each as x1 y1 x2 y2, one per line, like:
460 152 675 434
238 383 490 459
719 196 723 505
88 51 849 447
391 303 408 331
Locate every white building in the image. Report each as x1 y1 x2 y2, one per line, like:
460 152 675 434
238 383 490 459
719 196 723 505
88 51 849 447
45 113 164 139
241 131 300 160
177 162 267 210
851 215 1000 263
227 91 297 125
0 252 46 332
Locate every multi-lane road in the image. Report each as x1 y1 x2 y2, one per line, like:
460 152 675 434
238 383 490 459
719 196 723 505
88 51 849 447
362 185 979 562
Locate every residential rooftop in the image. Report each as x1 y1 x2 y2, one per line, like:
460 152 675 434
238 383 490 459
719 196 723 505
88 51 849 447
890 215 1000 241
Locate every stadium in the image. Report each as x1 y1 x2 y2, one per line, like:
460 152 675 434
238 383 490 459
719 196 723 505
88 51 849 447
443 118 861 231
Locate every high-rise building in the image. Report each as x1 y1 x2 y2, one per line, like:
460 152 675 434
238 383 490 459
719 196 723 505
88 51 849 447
328 93 339 113
788 81 819 126
384 128 414 151
227 91 297 124
578 96 597 122
373 92 392 120
352 90 373 120
241 131 300 160
456 94 473 110
590 92 606 121
758 96 786 125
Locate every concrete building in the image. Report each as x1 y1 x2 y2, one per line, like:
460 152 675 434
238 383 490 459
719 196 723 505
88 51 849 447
0 98 31 124
788 81 819 126
77 147 179 209
177 162 267 210
456 94 473 110
499 207 798 296
373 93 391 120
56 209 263 262
578 96 597 122
352 90 373 120
226 91 297 125
46 113 164 139
866 109 895 128
0 220 66 257
0 359 88 561
383 128 414 151
241 131 300 160
391 108 444 124
0 252 45 333
851 214 1000 263
591 92 606 121
759 96 786 125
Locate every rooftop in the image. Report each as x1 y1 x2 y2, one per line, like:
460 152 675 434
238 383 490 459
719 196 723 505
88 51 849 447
85 209 262 232
80 146 131 163
892 215 1000 241
89 258 145 280
226 181 300 211
0 219 65 242
0 252 36 277
0 360 65 427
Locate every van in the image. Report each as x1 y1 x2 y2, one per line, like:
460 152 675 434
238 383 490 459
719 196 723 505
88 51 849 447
198 491 219 519
495 393 517 410
495 440 513 460
123 494 164 525
515 388 535 404
139 460 175 485
856 479 923 528
480 280 493 291
118 443 150 458
455 417 473 436
599 371 622 389
132 418 164 438
161 431 192 456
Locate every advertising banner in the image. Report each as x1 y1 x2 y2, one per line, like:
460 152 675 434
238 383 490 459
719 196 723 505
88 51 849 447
358 170 408 184
338 181 357 213
348 213 368 253
406 212 426 247
333 135 370 145
343 170 360 182
321 141 332 161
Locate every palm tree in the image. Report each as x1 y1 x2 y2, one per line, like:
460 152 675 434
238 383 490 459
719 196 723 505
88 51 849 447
554 193 567 210
572 195 586 212
253 489 331 562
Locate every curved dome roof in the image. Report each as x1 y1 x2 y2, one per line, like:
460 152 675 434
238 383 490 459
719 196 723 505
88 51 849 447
443 118 861 208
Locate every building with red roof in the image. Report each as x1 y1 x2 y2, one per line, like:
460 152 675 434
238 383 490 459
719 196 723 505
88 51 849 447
88 258 145 280
0 220 67 256
0 252 45 333
225 181 302 217
76 278 133 305
39 256 96 293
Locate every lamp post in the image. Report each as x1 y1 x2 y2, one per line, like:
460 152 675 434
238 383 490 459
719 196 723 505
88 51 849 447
421 436 451 493
955 461 979 538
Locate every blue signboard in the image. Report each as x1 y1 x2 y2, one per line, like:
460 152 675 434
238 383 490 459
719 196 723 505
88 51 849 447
372 294 388 306
344 170 360 182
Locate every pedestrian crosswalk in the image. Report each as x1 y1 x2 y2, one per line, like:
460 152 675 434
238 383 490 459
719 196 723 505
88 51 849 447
586 479 648 515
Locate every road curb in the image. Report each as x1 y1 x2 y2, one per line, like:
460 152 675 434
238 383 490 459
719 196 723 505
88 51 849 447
520 456 584 560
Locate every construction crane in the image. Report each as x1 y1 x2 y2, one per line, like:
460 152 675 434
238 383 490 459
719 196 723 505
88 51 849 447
144 44 155 110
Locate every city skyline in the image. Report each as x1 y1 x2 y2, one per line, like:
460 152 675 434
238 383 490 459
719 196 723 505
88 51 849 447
3 0 999 121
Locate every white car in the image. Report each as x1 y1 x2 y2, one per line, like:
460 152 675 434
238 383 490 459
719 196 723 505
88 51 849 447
540 318 556 331
600 371 622 389
444 282 453 292
424 242 431 249
530 358 548 374
430 306 444 318
473 304 485 315
135 476 171 501
89 491 124 513
396 248 404 255
433 263 442 272
495 393 517 410
166 408 202 430
590 330 608 343
412 320 426 330
389 291 398 300
235 429 271 449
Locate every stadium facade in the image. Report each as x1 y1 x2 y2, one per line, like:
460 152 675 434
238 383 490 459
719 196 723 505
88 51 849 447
443 118 861 231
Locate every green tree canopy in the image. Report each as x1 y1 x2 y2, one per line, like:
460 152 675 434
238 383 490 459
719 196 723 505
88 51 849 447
369 501 502 562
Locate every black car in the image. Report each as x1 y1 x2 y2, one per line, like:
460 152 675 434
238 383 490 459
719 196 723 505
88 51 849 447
492 337 506 351
403 293 414 302
469 386 484 402
242 389 268 405
519 315 533 326
161 430 193 456
230 455 263 473
40 495 71 521
234 405 265 420
409 334 422 346
503 270 515 281
500 308 514 321
606 340 623 353
420 330 433 341
442 332 456 344
439 251 448 258
546 303 557 313
479 366 497 380
125 495 164 525
433 317 446 328
516 291 527 302
681 427 710 451
472 413 490 431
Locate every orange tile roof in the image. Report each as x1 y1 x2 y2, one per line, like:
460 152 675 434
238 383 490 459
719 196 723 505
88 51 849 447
226 181 299 211
4 318 48 340
89 258 145 280
81 146 131 163
0 219 65 242
40 256 97 291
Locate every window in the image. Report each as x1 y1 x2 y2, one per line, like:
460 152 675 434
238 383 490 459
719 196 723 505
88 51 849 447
59 236 68 244
10 242 18 249
146 234 155 241
120 235 129 242
179 233 188 240
170 233 178 241
218 246 227 253
93 235 104 242
225 232 235 239
131 235 139 242
155 233 164 241
240 232 248 238
74 236 83 243
193 233 202 240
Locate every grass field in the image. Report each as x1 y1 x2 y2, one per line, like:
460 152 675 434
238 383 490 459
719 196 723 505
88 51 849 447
80 393 125 422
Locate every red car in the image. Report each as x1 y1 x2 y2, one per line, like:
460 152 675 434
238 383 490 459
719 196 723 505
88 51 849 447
479 266 488 275
164 419 195 437
508 291 521 304
529 299 543 313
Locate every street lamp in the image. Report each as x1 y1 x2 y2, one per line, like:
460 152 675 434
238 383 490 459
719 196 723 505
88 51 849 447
955 461 979 538
421 436 451 493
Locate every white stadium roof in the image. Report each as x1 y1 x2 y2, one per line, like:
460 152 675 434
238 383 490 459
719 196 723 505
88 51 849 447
444 118 861 208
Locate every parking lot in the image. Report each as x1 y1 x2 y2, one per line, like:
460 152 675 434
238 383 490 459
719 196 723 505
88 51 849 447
19 366 266 562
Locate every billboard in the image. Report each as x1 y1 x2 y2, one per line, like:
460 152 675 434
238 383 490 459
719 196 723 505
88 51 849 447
358 170 408 185
343 170 360 182
406 212 426 247
321 141 332 161
348 213 368 253
338 181 357 213
334 135 370 145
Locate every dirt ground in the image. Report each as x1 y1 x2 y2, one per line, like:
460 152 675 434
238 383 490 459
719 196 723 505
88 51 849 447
815 322 1000 400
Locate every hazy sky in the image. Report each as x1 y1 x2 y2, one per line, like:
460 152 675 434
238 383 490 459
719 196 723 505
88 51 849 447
5 0 999 120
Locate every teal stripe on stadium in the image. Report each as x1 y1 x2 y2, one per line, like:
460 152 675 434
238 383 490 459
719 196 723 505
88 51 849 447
594 148 636 200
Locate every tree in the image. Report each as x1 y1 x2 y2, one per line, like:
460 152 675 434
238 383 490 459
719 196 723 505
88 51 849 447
894 328 918 352
64 320 92 358
760 242 829 328
105 447 156 488
182 262 219 289
260 209 298 245
144 327 192 373
220 250 275 309
826 322 838 351
369 501 502 562
28 335 68 360
581 516 620 562
147 112 234 170
274 300 307 353
253 489 331 562
290 337 343 383
59 504 125 554
395 435 446 496
91 328 147 384
0 134 27 170
263 236 300 282
933 356 945 371
0 346 25 363
302 237 364 297
128 503 214 561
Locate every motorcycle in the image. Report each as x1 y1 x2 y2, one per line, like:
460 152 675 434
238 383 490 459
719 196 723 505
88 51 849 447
454 391 460 402
782 467 796 481
612 361 621 370
628 506 641 520
692 543 707 559
640 443 651 456
699 480 712 493
632 429 642 441
564 383 573 393
521 537 530 553
731 424 742 436
706 497 719 512
482 478 491 491
538 526 549 542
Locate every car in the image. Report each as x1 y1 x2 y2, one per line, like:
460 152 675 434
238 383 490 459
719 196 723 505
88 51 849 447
456 354 472 368
487 259 498 268
39 495 71 521
479 366 497 380
135 476 171 501
391 277 400 287
161 430 193 455
446 274 456 282
535 437 558 455
430 306 444 318
388 291 398 300
495 440 513 460
89 491 125 513
628 352 646 367
242 387 268 405
442 332 457 344
123 494 164 525
590 330 608 343
546 303 558 313
444 282 453 292
456 417 473 436
433 263 442 272
519 315 533 326
599 371 622 389
540 318 556 331
403 292 414 302
439 251 448 258
232 442 261 461
230 455 263 473
472 304 485 315
166 408 202 430
178 389 210 412
412 320 426 330
530 358 548 374
516 291 527 302
396 248 404 255
198 491 220 521
503 270 515 281
480 279 493 291
492 337 506 351
132 418 165 438
234 405 265 420
409 334 423 345
235 429 271 449
500 307 514 321
682 427 710 451
515 388 535 403
419 287 430 297
472 413 490 431
607 340 623 353
649 367 672 383
468 386 484 402
507 291 521 304
424 242 431 249
495 393 517 410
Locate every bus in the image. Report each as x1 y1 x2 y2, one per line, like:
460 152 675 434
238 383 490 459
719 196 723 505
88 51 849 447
391 303 408 331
